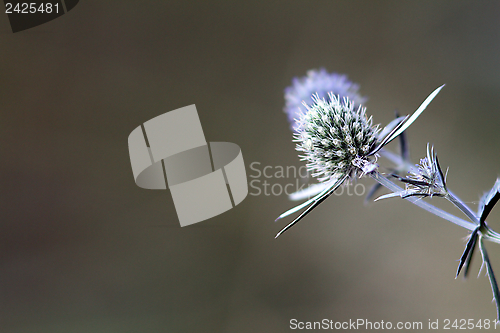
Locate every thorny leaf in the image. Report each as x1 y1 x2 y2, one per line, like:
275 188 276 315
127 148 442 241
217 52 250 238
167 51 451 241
456 227 479 278
479 178 500 226
377 84 445 149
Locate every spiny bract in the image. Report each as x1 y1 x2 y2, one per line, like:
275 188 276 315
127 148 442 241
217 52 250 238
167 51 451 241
294 93 379 182
402 145 447 197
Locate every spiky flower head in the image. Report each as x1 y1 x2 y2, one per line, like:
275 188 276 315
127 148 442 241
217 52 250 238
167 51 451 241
397 145 447 198
284 69 367 131
295 93 379 182
276 84 444 239
375 144 448 203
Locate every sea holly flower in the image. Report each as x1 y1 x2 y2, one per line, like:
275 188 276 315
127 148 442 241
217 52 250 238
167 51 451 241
289 111 412 203
375 144 447 200
377 150 500 319
275 85 445 238
294 94 380 183
283 69 367 202
276 71 500 320
398 144 447 197
284 69 366 131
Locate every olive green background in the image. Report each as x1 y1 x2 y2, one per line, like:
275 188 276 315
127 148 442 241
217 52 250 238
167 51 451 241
1 1 500 332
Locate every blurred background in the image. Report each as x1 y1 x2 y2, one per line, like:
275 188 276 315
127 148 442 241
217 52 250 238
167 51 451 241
1 1 500 332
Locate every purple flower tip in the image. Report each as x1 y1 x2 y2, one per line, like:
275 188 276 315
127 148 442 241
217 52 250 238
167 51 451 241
284 69 367 131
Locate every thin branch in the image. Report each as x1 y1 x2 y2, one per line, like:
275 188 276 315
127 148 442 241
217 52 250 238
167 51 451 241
369 171 476 231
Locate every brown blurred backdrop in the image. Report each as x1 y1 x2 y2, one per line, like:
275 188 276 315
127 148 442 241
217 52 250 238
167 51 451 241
1 1 500 332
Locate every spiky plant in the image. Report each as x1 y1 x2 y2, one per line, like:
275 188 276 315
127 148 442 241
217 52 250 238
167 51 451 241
276 69 500 321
